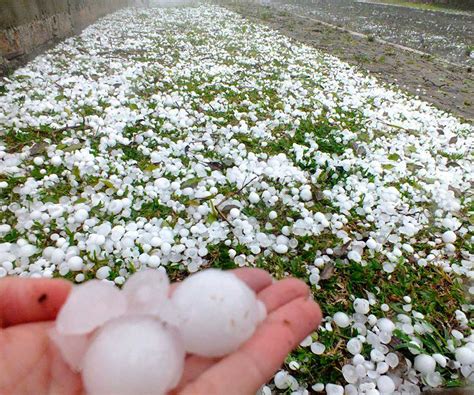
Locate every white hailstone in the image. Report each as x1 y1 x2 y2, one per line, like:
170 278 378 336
0 267 7 277
414 354 436 374
326 383 344 395
300 188 312 201
51 248 66 264
425 371 443 387
122 270 170 316
268 211 277 220
74 209 89 223
274 371 291 389
171 269 265 357
347 338 363 355
342 365 358 383
33 156 44 165
381 304 390 312
353 298 370 315
333 312 351 328
432 353 447 368
455 346 474 365
50 156 62 166
310 342 326 355
82 316 184 395
376 376 395 394
229 208 240 218
56 280 126 335
96 266 111 280
377 318 395 333
155 178 171 190
366 239 377 250
312 383 325 392
49 327 90 371
274 244 288 254
68 256 84 271
148 255 161 268
385 353 399 368
442 231 456 244
371 349 385 363
347 251 362 263
300 335 313 347
289 361 300 370
248 192 260 203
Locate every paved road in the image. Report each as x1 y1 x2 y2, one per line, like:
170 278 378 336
271 0 474 65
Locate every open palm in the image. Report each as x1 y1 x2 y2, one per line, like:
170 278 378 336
0 269 321 395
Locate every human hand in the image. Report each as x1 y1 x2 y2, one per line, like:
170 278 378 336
0 268 322 395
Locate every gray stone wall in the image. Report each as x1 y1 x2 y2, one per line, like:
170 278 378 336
0 0 132 75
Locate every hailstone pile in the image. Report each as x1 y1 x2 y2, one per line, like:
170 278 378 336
52 269 266 395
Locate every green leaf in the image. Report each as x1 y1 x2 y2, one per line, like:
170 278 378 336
388 153 400 161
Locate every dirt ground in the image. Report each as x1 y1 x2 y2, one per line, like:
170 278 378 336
218 0 474 121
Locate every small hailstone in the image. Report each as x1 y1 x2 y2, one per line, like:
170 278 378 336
381 304 390 312
455 346 474 365
414 354 436 374
74 209 89 223
274 244 288 254
366 239 377 249
333 312 350 328
229 208 240 218
432 353 447 368
56 280 127 335
171 269 265 357
82 316 184 395
376 375 395 394
312 383 325 392
274 371 291 389
442 230 456 243
377 318 395 333
353 298 370 314
300 335 313 347
425 371 443 387
347 251 362 262
96 266 111 280
310 342 326 355
289 361 300 370
68 256 84 271
385 353 399 368
347 338 363 355
268 211 277 220
326 383 344 395
248 192 260 203
300 188 312 201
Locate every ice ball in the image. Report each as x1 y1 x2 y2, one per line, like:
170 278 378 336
122 269 170 315
56 280 127 335
49 328 90 372
82 316 185 395
171 269 266 357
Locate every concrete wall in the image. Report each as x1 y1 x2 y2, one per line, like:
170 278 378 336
0 0 134 75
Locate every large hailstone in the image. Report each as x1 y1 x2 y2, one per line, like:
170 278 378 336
56 280 127 335
82 316 185 395
171 269 267 357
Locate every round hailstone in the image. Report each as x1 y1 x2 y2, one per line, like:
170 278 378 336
455 347 474 365
171 269 265 357
377 375 395 394
68 256 84 272
326 383 344 395
248 192 260 204
49 327 90 372
377 318 395 333
310 342 326 355
96 266 111 280
442 230 456 244
82 316 184 395
74 209 89 223
333 312 351 328
414 354 436 374
353 298 370 315
274 244 288 254
347 338 363 355
56 281 127 335
300 188 312 202
122 269 170 316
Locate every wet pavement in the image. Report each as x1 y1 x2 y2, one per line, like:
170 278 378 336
271 0 474 65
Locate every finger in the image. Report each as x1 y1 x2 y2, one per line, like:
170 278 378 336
0 278 72 327
179 297 322 395
170 268 272 294
258 277 310 313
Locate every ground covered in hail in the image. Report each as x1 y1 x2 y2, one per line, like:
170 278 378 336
0 4 473 395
